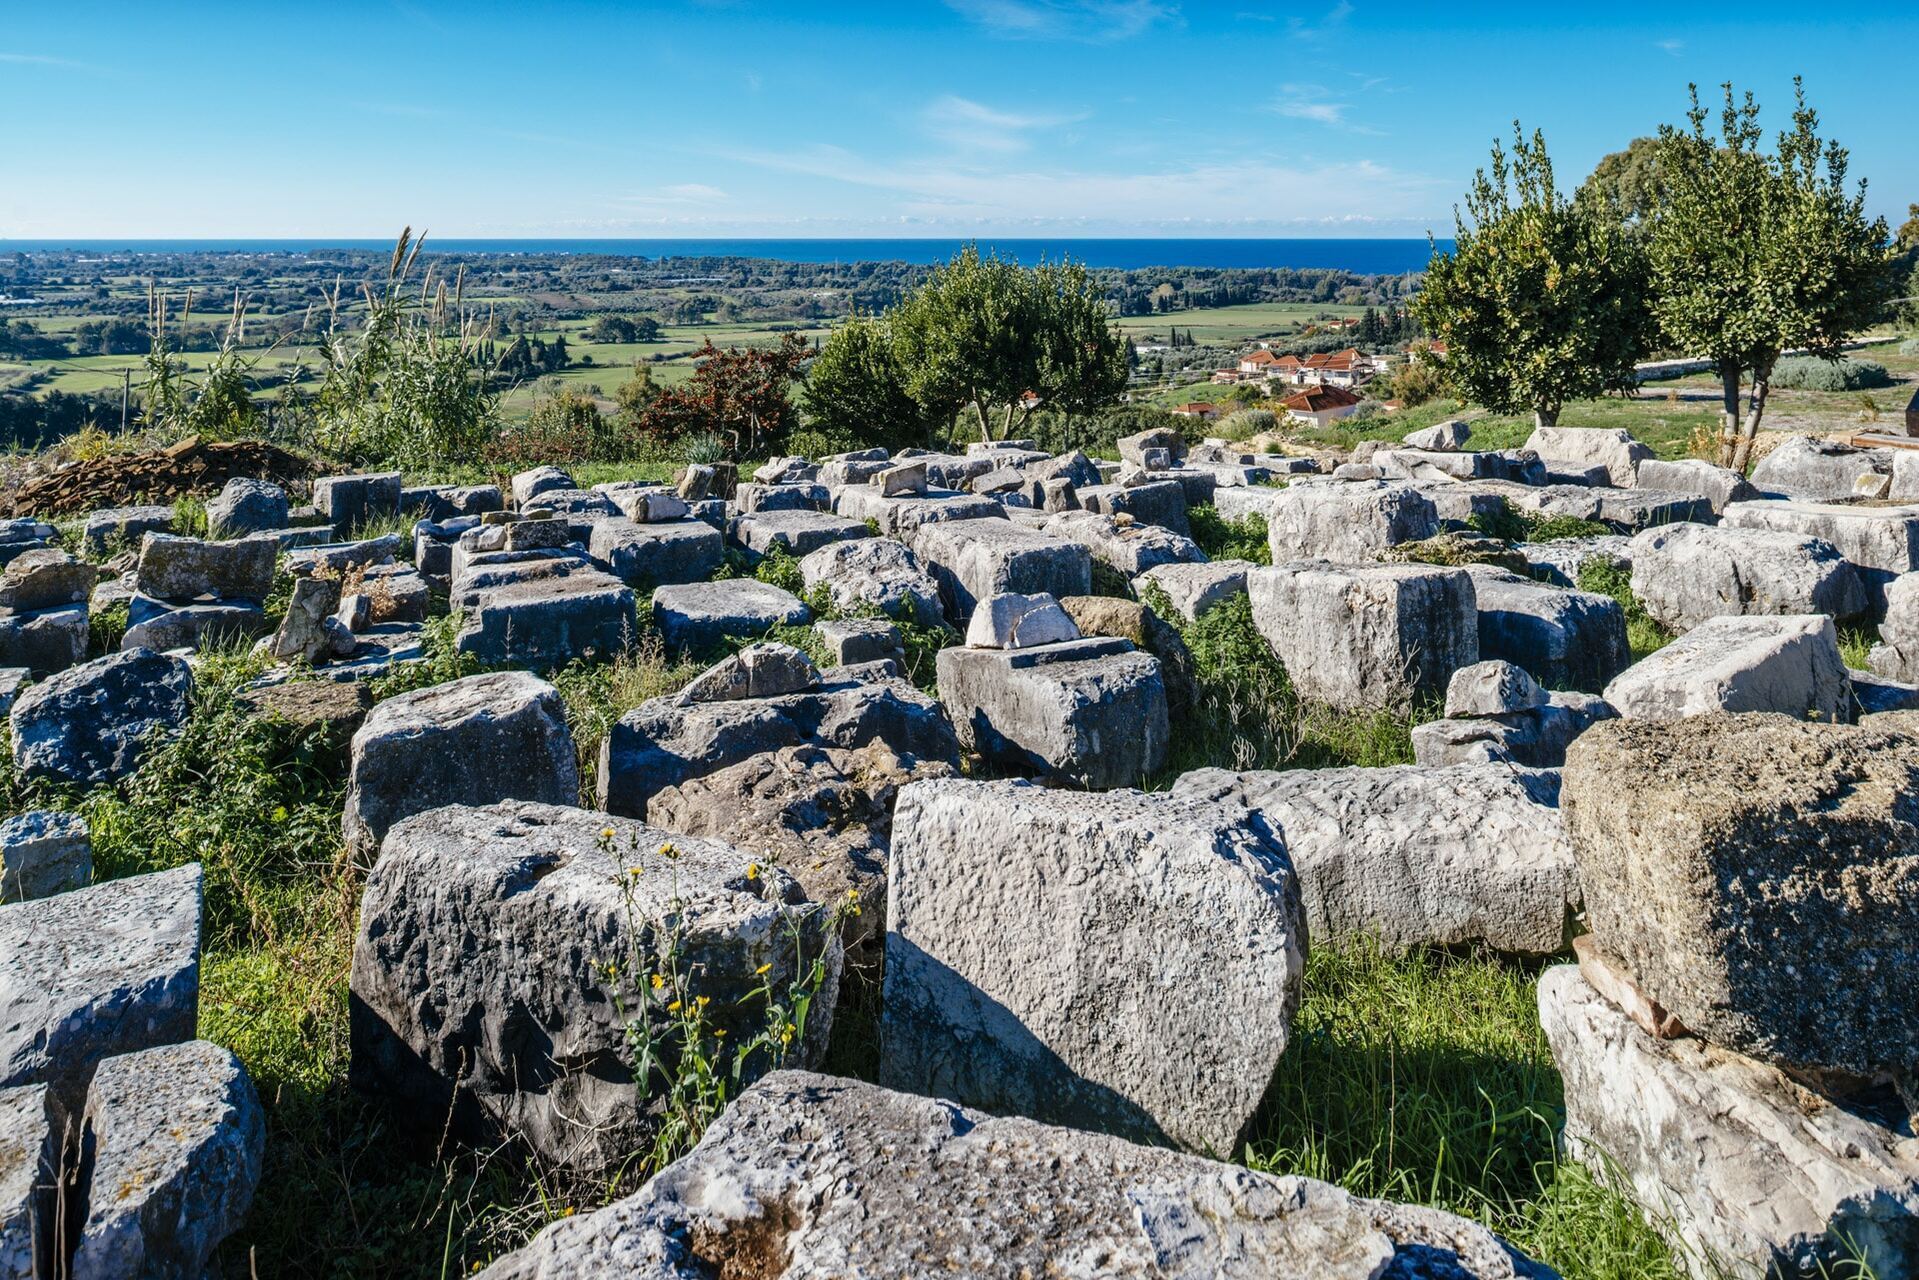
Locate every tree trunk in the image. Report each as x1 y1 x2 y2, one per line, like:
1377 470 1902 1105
1718 364 1742 469
1534 406 1560 430
972 396 992 444
1730 368 1772 476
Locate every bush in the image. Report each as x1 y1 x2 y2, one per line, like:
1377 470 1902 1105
1770 356 1892 392
1900 338 1919 357
1215 408 1277 441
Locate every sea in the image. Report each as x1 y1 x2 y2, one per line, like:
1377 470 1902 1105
0 238 1447 274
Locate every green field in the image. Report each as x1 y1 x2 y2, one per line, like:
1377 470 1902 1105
1115 300 1370 346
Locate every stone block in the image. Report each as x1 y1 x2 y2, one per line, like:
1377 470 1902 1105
1249 561 1478 710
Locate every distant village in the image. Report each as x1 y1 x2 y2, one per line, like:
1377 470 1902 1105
1156 331 1444 427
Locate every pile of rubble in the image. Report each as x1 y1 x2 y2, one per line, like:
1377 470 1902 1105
9 435 312 516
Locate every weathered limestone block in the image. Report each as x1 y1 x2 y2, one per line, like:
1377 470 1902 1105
479 1071 1550 1280
1117 426 1187 466
1465 567 1631 693
936 637 1168 789
962 591 1079 649
1403 419 1471 450
1748 435 1888 501
313 471 402 531
1562 714 1919 1081
814 618 902 667
1076 479 1191 535
0 603 87 676
1262 480 1440 563
1521 425 1651 486
0 811 90 903
729 509 871 559
205 477 289 538
349 801 841 1172
134 532 278 602
1041 509 1205 576
342 671 579 861
1249 560 1478 710
1410 692 1616 769
9 648 193 785
1133 558 1253 621
1723 498 1919 602
0 549 95 613
908 517 1092 623
80 506 172 556
284 533 402 578
1601 614 1848 722
799 537 945 628
650 579 808 653
401 483 502 521
1629 522 1866 632
1870 570 1919 683
881 780 1302 1152
454 571 637 669
121 596 269 653
598 673 959 817
674 642 819 705
0 1084 49 1280
1540 965 1919 1280
1176 763 1576 954
649 743 953 953
509 465 575 507
0 864 202 1108
586 518 723 590
1632 457 1757 514
70 1040 264 1280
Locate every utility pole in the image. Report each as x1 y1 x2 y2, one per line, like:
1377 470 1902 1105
119 368 130 435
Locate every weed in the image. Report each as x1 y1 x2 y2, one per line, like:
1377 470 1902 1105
1147 589 1423 777
1575 558 1673 661
1838 623 1877 673
752 545 805 595
551 634 707 800
88 599 128 656
602 829 851 1174
1186 505 1272 564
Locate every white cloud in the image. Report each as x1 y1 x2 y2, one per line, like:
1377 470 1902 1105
1655 38 1684 55
0 52 98 71
1271 83 1381 134
922 95 1088 152
1287 0 1353 40
943 0 1178 42
718 140 1446 232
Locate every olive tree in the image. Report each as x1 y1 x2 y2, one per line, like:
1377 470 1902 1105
1648 81 1896 472
805 245 1128 448
1415 125 1652 429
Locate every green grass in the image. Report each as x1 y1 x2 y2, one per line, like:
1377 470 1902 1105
1115 300 1367 346
1576 558 1674 661
1247 945 1682 1280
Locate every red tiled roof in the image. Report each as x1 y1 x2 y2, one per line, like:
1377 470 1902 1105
1281 385 1362 412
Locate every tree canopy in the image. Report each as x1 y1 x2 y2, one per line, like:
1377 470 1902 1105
1580 136 1665 229
1647 80 1897 470
803 245 1128 447
1415 124 1653 429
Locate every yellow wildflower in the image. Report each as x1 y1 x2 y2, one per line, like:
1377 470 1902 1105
745 862 760 880
650 973 666 991
755 963 772 976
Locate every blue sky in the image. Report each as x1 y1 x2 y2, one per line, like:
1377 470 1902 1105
1 1 1912 239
